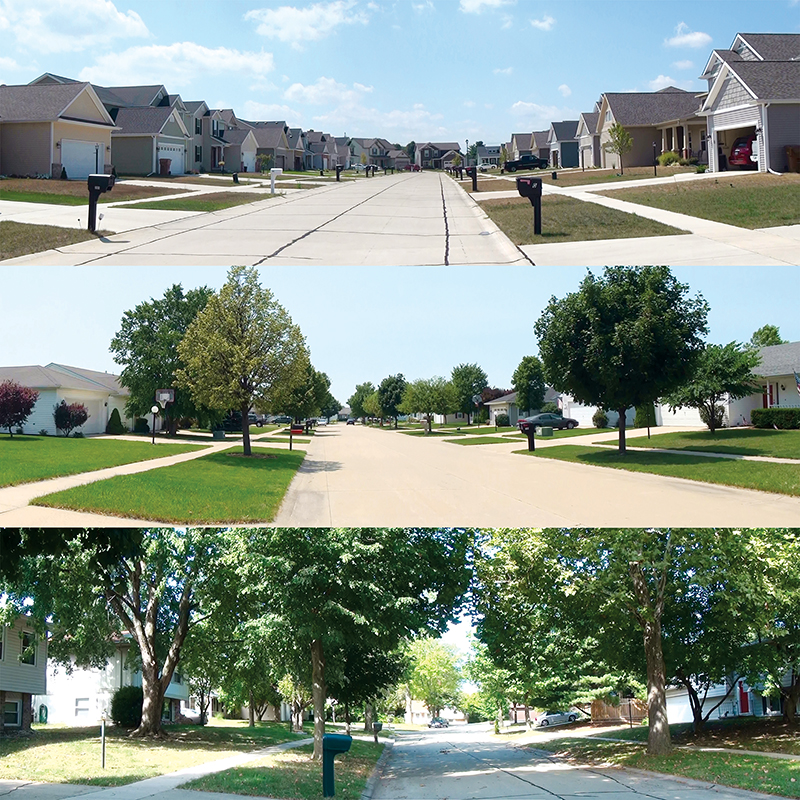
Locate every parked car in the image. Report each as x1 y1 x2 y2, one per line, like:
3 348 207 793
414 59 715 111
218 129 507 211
729 134 758 169
346 418 357 425
535 710 578 727
518 413 578 433
428 717 449 728
504 154 548 172
273 415 292 424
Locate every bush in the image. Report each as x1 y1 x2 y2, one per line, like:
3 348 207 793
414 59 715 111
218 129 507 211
678 157 698 166
696 164 708 173
495 413 510 427
106 407 126 435
53 400 89 437
540 402 560 415
38 429 49 436
133 417 150 434
699 404 725 431
635 404 657 428
592 409 608 428
657 151 680 166
110 685 143 728
752 408 800 429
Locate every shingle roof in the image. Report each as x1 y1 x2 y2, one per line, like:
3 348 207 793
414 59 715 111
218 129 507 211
756 341 800 378
532 130 550 148
223 128 253 146
604 89 701 125
579 112 599 134
103 85 165 107
0 364 127 395
738 33 800 61
727 60 800 100
184 100 207 114
247 125 287 149
113 105 177 135
0 82 111 124
551 120 578 140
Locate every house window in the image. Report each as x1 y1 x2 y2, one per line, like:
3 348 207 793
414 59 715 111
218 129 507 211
75 698 90 718
605 109 612 122
21 631 36 666
195 118 202 135
173 672 183 684
4 702 20 727
195 146 202 163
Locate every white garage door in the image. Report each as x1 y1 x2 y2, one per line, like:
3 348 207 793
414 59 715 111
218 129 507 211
241 150 256 173
157 144 185 175
61 140 101 180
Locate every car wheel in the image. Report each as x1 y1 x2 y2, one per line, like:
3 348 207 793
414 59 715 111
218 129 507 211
568 715 576 722
257 421 263 427
567 422 575 429
540 719 549 726
508 165 516 172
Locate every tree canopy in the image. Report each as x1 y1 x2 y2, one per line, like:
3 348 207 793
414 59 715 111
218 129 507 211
0 380 38 437
378 374 407 428
750 324 787 348
603 122 634 174
451 363 488 424
400 377 456 432
348 381 375 421
511 356 547 416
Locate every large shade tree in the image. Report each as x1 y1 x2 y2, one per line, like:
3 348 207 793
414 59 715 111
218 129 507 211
378 374 407 428
535 266 709 452
451 363 488 424
405 637 462 718
400 377 457 433
348 382 376 421
511 356 547 416
177 267 309 455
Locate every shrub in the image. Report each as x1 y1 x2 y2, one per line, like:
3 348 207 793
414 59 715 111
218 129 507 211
106 407 126 435
110 685 143 728
0 380 39 437
540 402 560 415
657 151 680 166
635 404 657 428
133 417 150 434
699 403 726 431
678 157 698 166
38 429 49 436
592 409 608 428
495 413 510 427
696 164 708 173
752 408 800 430
53 401 89 437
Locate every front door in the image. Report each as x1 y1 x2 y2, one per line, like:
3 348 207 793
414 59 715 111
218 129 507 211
762 384 774 408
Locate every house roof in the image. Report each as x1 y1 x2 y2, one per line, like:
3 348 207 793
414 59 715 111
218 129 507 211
602 89 701 125
532 130 550 148
578 111 599 135
184 100 208 114
0 82 114 125
550 120 579 140
485 391 517 406
736 33 800 61
0 363 128 395
725 60 800 101
103 84 166 107
285 128 305 149
756 341 800 378
247 125 288 149
223 128 255 147
112 105 185 136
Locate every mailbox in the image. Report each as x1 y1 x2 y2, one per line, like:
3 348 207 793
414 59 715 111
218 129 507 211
87 173 115 232
516 176 543 235
322 734 352 797
270 167 283 194
335 165 343 182
372 721 383 743
465 165 478 191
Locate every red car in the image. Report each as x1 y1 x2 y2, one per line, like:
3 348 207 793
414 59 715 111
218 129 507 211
729 135 758 169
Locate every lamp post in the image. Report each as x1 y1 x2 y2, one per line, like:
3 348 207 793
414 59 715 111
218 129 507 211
151 405 159 445
100 711 107 768
653 142 657 177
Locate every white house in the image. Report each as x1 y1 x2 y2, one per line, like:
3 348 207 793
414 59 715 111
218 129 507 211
1 615 47 733
0 363 131 436
33 634 189 726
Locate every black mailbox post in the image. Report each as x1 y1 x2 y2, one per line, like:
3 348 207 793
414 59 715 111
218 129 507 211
87 173 115 232
335 165 343 182
525 427 536 451
516 176 543 235
322 734 352 797
372 722 383 743
465 165 478 191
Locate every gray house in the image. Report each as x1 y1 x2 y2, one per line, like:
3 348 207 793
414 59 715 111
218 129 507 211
577 111 600 168
547 120 579 168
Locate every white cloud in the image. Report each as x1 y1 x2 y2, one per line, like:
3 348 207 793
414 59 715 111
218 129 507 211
284 76 372 105
530 14 555 31
500 14 513 29
558 84 571 97
0 0 149 53
463 100 476 107
241 100 302 123
245 1 368 48
494 67 513 76
672 59 694 70
312 102 446 141
665 22 711 48
0 55 22 72
459 0 514 12
79 43 275 88
511 100 575 128
412 0 435 12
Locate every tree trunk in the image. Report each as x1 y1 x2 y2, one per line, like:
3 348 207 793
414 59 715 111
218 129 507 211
241 401 251 456
344 701 351 735
248 689 255 727
293 702 303 733
617 408 627 454
311 638 326 761
134 660 167 737
364 703 374 732
524 692 531 729
782 672 800 725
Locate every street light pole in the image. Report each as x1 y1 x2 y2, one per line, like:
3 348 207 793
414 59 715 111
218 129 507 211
653 142 657 177
151 404 159 445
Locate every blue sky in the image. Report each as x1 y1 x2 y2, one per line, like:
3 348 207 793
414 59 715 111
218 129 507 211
2 266 798 404
1 0 799 146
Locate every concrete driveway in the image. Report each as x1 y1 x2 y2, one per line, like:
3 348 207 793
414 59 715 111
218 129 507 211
273 424 800 527
372 725 781 800
2 171 528 267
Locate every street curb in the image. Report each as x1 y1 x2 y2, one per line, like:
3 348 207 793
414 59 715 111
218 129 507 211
359 739 394 800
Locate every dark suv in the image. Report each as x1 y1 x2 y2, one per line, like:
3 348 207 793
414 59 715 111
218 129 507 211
504 154 548 172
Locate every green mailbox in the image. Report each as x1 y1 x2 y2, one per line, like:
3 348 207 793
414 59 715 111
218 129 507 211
322 733 352 797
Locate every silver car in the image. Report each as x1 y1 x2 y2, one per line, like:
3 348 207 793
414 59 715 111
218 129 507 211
535 710 578 727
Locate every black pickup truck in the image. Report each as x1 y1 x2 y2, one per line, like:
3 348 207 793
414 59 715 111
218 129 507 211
504 154 548 172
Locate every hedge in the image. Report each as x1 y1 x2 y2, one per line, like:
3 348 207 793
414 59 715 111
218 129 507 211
751 408 800 429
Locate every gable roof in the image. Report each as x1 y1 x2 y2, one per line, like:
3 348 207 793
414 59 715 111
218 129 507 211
602 89 700 126
578 111 599 135
0 82 115 126
0 363 127 395
532 130 550 148
184 100 209 115
550 120 579 140
756 341 800 378
735 33 800 62
112 105 188 137
103 84 166 108
723 60 800 101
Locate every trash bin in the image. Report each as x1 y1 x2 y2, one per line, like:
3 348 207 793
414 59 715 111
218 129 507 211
212 430 225 440
541 427 553 437
785 146 800 173
159 158 172 176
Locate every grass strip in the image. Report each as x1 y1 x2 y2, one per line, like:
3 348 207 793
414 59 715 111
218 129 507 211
0 721 305 787
481 195 687 245
0 180 187 205
519 444 800 496
446 436 521 445
537 738 800 798
504 427 616 441
183 740 384 800
126 192 275 212
33 445 306 523
0 435 204 487
599 173 800 229
0 221 112 261
625 428 800 459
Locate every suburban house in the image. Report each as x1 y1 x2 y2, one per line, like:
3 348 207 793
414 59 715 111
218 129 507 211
33 634 189 726
476 144 501 167
509 132 533 160
485 388 561 425
546 120 579 168
388 147 411 170
306 130 335 170
286 127 313 170
0 82 116 179
415 142 462 169
350 137 395 168
110 105 191 176
183 100 210 172
0 363 131 436
577 110 601 169
699 33 800 174
596 88 705 169
239 121 292 170
405 698 466 726
1 615 46 734
222 127 258 173
558 395 635 429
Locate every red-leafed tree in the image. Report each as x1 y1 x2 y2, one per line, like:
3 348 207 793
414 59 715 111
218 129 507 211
53 400 90 437
0 380 39 437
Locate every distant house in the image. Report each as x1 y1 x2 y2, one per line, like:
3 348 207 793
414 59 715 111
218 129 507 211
485 388 561 425
547 121 579 168
577 110 601 169
1 615 46 733
0 363 131 436
111 105 190 176
415 142 462 169
699 33 800 174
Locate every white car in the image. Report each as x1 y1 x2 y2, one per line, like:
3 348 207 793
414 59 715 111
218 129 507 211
535 710 578 727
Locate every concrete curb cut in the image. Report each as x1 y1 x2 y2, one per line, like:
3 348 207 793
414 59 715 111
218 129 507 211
359 739 394 800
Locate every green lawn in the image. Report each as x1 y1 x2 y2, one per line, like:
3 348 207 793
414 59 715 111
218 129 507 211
126 191 275 212
33 445 306 523
400 429 465 437
0 221 112 262
0 720 305 786
481 195 687 245
0 435 204 487
183 740 384 800
520 444 800 496
504 427 617 440
0 178 187 205
447 435 521 445
538 737 800 798
626 428 800 459
600 172 800 228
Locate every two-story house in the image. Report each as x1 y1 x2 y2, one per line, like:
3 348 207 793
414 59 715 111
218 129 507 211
1 616 46 733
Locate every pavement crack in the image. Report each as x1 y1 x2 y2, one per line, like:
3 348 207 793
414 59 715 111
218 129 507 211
439 173 450 265
0 784 34 797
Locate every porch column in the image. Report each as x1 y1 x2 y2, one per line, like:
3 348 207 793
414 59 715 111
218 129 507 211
683 123 689 159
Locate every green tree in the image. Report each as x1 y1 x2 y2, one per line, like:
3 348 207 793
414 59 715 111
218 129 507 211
406 638 462 718
511 356 547 416
400 377 457 433
378 374 407 428
405 141 416 161
465 640 514 731
451 152 462 168
177 266 309 456
663 342 761 434
603 122 634 174
500 144 509 168
272 363 331 422
348 381 375 421
363 390 384 423
110 284 214 436
534 266 708 453
451 363 488 424
750 325 787 348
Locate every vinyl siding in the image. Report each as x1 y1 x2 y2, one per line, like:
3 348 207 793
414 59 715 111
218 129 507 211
112 136 155 175
63 91 107 123
715 76 753 111
0 122 51 176
0 617 47 696
767 104 800 172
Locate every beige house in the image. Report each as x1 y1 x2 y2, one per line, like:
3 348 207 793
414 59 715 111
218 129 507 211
1 616 46 733
0 82 115 179
111 105 191 176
